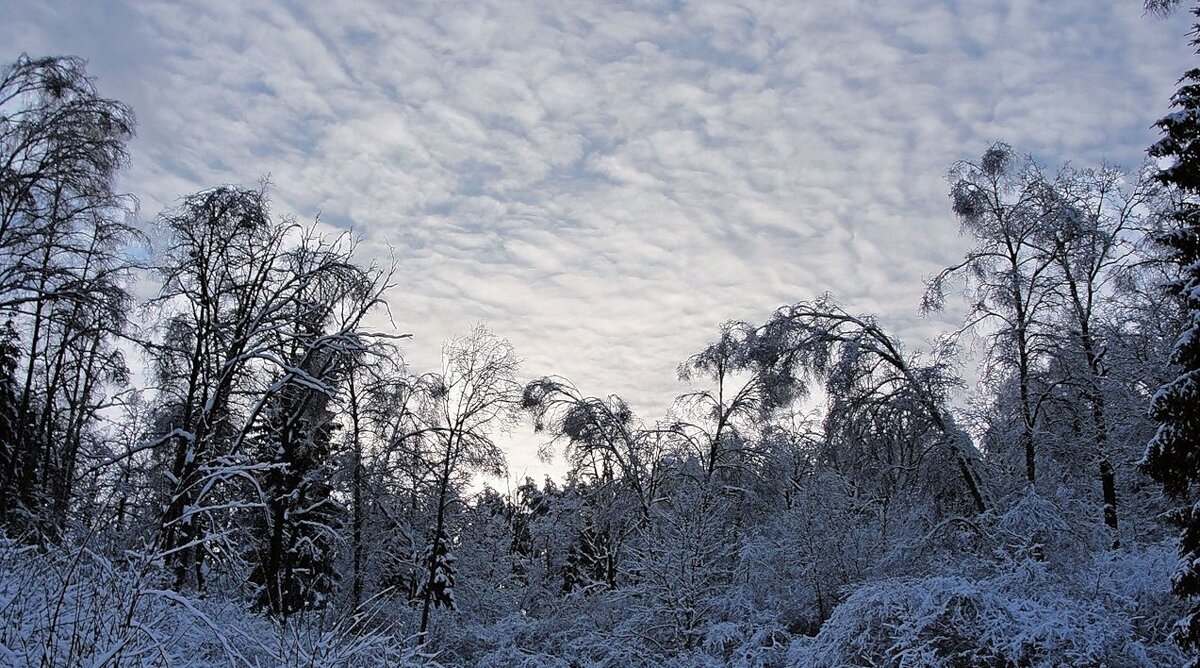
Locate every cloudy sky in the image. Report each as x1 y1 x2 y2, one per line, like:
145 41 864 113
2 1 1193 483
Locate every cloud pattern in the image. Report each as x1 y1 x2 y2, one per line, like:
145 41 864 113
3 0 1194 482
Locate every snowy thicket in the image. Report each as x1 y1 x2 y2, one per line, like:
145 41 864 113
0 539 429 666
2 16 1200 666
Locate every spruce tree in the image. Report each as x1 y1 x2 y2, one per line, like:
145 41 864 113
0 323 23 532
246 310 347 617
1143 7 1200 659
418 525 458 613
246 388 343 617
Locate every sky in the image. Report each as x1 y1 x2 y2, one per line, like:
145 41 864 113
1 0 1194 485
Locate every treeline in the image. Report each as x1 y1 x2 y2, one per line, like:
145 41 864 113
0 29 1199 666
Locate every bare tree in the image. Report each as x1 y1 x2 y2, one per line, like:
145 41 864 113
673 321 773 486
743 296 988 514
147 185 390 593
244 237 392 617
924 143 1059 486
360 360 433 606
410 326 521 637
1035 165 1154 543
0 54 138 538
522 377 667 522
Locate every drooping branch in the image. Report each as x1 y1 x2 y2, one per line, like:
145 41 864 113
741 296 988 514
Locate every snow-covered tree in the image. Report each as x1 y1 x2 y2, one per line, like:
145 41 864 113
924 143 1059 487
523 377 667 522
673 321 773 486
1143 7 1200 658
1031 164 1156 544
413 326 521 637
148 186 390 594
245 254 384 617
742 296 988 514
0 55 137 540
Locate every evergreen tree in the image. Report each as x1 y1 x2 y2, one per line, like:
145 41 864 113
563 524 618 593
1143 8 1200 660
243 251 382 616
246 380 343 617
0 323 22 529
418 525 458 613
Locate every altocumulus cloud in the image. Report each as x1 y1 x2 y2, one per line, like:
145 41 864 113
1 0 1193 481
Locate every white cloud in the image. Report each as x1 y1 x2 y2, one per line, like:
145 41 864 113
2 0 1193 484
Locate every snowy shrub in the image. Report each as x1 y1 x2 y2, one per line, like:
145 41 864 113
1089 539 1184 662
793 491 1184 667
473 645 572 668
793 548 1183 667
991 488 1097 570
741 472 879 635
703 621 743 657
0 538 431 667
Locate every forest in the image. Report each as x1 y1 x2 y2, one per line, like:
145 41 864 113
4 3 1200 668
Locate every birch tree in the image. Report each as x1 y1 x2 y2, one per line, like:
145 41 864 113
0 54 138 539
743 296 988 514
924 143 1058 487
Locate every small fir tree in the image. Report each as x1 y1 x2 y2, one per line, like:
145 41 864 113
418 525 458 612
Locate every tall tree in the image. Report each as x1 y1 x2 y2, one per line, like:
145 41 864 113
522 377 666 521
414 326 521 637
148 185 388 593
1143 6 1200 659
0 54 137 538
244 237 389 617
1034 165 1152 544
743 296 988 514
924 143 1058 486
148 185 278 592
360 360 432 607
522 376 673 593
674 321 772 486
